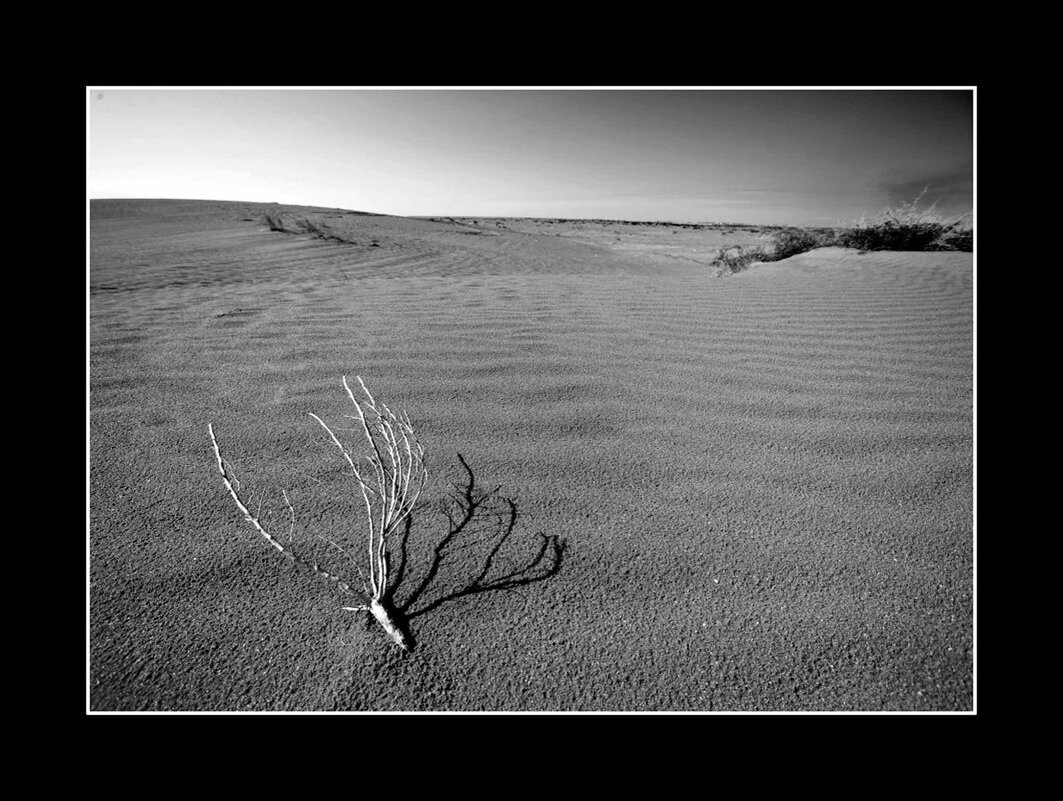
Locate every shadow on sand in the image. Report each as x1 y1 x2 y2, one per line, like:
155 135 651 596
369 454 565 652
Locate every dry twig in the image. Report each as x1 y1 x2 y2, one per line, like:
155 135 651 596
208 376 426 650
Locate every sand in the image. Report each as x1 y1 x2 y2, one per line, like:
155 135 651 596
89 199 974 711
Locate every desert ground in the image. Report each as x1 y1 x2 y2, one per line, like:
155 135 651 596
89 199 973 711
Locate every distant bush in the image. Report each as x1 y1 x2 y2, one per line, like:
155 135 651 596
929 225 973 252
838 190 972 252
299 217 331 238
263 212 362 245
711 191 971 276
299 217 355 244
712 244 770 276
712 227 836 276
771 227 838 259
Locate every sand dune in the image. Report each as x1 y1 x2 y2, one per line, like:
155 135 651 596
89 199 973 711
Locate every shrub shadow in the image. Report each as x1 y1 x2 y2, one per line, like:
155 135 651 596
379 453 565 651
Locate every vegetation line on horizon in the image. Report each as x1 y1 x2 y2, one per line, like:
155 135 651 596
711 190 972 276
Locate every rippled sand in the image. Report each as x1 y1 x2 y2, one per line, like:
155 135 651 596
89 200 973 711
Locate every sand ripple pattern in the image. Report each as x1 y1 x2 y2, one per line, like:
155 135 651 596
90 201 973 711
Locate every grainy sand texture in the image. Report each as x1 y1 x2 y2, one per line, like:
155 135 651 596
89 199 974 711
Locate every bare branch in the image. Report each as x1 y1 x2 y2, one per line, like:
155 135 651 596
209 374 427 652
208 424 287 556
281 489 295 543
208 423 367 604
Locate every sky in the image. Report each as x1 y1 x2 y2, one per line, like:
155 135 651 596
88 88 974 227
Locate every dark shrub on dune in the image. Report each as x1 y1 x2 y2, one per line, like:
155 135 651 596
712 228 835 276
712 244 770 276
771 227 838 259
837 191 972 252
713 191 972 275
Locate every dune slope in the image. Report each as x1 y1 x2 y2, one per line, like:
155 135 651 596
89 200 973 711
